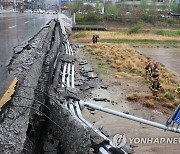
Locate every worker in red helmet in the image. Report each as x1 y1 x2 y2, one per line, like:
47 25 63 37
153 63 158 72
152 68 159 79
145 60 153 81
151 67 161 98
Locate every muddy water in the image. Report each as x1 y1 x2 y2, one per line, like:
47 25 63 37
135 48 180 75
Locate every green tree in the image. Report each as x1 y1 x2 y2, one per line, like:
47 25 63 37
150 0 157 11
171 0 177 12
177 5 180 13
140 0 147 11
95 2 100 13
82 4 94 13
106 3 118 15
69 0 83 14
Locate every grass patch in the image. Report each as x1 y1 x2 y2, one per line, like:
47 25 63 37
71 31 180 45
136 72 143 76
74 31 89 38
155 29 165 35
165 92 175 101
177 30 180 36
125 69 134 74
127 94 141 101
128 24 143 35
143 100 156 109
154 29 180 37
96 64 109 75
76 14 103 25
83 49 113 76
162 103 176 109
83 43 180 111
100 39 180 45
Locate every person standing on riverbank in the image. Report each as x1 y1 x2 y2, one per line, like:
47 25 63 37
92 35 99 44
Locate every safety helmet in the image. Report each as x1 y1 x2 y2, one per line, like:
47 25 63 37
155 68 158 72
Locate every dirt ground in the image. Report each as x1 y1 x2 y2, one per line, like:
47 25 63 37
76 46 180 154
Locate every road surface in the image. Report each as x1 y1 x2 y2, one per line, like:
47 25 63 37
0 13 57 99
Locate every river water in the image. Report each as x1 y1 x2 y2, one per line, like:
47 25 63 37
135 48 180 76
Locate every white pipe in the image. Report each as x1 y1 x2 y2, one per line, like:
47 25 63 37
59 17 66 35
71 65 75 88
67 45 71 55
65 44 68 54
74 102 112 143
66 63 71 87
68 100 87 128
66 44 70 55
99 147 110 154
62 63 67 87
68 99 76 116
81 101 180 134
70 46 74 56
68 43 73 56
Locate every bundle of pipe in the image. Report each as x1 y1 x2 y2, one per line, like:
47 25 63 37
59 18 74 88
58 17 126 154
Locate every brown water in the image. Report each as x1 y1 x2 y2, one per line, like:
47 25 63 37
135 48 180 76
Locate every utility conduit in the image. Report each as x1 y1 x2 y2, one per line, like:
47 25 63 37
59 16 121 153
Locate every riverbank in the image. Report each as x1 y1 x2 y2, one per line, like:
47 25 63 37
75 45 180 154
71 30 180 47
70 29 180 112
83 43 180 112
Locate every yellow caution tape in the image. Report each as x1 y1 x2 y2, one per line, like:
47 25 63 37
0 77 18 111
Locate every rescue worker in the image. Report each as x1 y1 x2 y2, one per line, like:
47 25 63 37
95 35 99 43
151 68 161 98
92 35 100 44
92 35 96 44
153 62 158 72
145 60 153 81
175 87 180 94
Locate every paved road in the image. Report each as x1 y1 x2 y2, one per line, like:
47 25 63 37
0 13 57 98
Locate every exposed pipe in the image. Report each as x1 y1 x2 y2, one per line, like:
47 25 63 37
68 99 76 116
80 101 180 134
74 101 113 146
58 17 126 153
59 17 66 35
71 65 75 88
62 63 67 87
67 63 71 87
67 44 72 55
64 44 68 54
